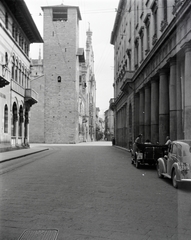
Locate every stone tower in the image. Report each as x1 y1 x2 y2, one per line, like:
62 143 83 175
41 5 82 143
86 26 96 141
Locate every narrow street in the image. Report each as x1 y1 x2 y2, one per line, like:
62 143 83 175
0 142 191 240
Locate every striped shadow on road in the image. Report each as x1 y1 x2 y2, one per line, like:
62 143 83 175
18 229 59 240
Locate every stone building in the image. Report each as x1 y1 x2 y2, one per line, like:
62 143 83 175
104 108 114 141
0 0 43 151
110 0 191 148
86 27 97 141
29 5 97 143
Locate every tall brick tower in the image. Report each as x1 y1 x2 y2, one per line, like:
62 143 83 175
41 5 82 143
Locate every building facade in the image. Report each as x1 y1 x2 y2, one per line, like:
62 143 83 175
110 0 191 148
86 27 97 141
104 108 114 141
0 0 43 151
29 5 97 143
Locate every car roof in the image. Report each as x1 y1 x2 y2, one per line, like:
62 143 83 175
172 140 191 147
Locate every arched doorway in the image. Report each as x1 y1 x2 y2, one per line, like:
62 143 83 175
19 105 24 141
12 102 17 137
24 108 29 144
4 104 8 133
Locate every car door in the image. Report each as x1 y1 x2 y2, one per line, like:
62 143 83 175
167 143 178 175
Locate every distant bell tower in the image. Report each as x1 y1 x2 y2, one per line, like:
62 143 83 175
41 4 82 143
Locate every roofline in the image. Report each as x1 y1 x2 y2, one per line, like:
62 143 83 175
41 5 82 20
3 0 43 43
110 0 126 45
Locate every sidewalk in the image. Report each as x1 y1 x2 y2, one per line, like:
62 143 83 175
0 146 49 163
0 143 129 164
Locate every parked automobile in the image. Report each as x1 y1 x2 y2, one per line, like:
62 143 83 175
132 142 168 168
157 140 191 188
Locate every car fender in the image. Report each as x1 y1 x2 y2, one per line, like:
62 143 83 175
157 157 167 173
171 163 181 181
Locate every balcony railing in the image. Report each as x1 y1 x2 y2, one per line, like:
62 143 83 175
11 80 25 96
25 89 38 106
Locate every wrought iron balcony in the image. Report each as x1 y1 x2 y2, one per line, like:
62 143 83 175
25 88 38 106
0 65 10 88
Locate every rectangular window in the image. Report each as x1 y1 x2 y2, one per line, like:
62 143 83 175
134 39 139 67
5 12 8 29
151 0 158 36
53 8 68 21
154 10 158 35
147 25 150 50
141 36 144 61
163 0 167 21
144 14 151 51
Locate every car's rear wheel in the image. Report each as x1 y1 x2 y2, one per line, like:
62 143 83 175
172 170 178 188
157 163 164 178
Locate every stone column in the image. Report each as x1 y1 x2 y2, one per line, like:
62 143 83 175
144 83 151 141
159 69 169 144
169 57 177 140
183 42 191 139
151 77 159 144
139 88 145 141
21 116 25 144
134 93 140 139
176 59 183 139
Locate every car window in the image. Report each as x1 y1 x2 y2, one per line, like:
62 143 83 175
172 144 177 155
182 144 191 163
177 144 182 157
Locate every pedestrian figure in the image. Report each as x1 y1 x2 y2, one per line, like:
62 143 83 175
165 136 171 145
135 134 142 144
165 136 171 149
132 134 143 158
112 137 115 146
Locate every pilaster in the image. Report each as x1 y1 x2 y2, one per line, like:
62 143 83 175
168 57 177 140
134 93 140 140
183 41 191 138
158 69 169 144
144 83 151 141
176 59 184 139
139 88 145 140
151 76 159 144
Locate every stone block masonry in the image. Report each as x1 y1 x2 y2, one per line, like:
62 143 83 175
43 6 80 143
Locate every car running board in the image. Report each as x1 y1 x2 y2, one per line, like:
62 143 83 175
162 173 171 179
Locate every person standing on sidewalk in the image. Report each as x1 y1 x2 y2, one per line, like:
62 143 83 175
132 134 143 159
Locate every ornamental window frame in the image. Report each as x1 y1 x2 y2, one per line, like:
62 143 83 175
144 13 151 53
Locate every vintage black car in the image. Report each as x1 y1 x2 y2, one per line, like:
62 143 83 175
132 142 168 168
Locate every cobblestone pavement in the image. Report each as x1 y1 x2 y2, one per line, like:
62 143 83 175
0 143 191 240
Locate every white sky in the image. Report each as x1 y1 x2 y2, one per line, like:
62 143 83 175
24 0 118 118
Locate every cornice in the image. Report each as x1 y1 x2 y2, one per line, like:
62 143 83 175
131 0 191 82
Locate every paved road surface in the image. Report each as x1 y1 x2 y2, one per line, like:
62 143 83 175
0 143 191 240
